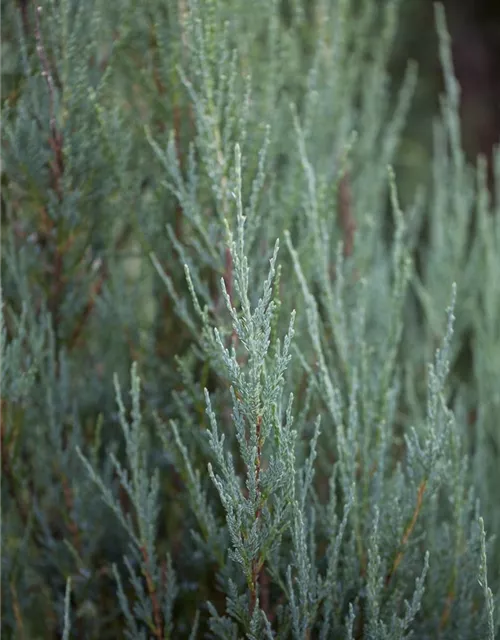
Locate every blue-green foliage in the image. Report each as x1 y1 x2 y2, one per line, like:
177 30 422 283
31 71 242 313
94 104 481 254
1 0 498 637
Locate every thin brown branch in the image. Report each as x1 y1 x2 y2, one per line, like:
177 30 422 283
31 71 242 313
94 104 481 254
68 267 107 351
10 582 26 640
140 546 164 640
337 171 356 258
385 479 426 586
60 473 82 554
1 403 29 526
32 1 70 361
439 589 455 630
33 1 64 200
249 415 264 618
260 568 271 621
17 0 30 35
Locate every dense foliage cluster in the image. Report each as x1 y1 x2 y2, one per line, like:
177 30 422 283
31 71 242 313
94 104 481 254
1 0 499 637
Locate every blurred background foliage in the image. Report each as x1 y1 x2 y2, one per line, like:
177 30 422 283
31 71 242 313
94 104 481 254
2 0 499 226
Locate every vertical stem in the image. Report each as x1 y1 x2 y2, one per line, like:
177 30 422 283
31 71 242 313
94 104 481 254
337 171 356 258
1 402 29 526
140 546 164 640
385 479 427 585
249 415 263 617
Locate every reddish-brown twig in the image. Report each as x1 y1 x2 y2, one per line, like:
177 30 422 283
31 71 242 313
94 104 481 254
337 172 356 258
140 546 164 640
385 479 426 586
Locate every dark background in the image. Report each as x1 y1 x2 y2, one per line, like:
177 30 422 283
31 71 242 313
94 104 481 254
394 0 499 191
3 0 499 198
443 0 500 167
